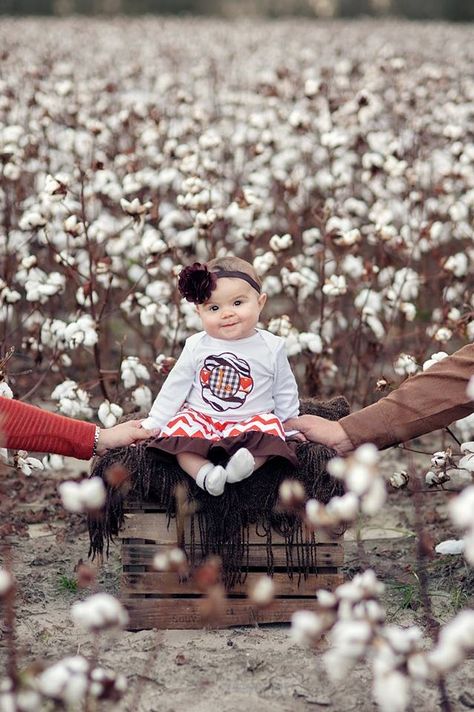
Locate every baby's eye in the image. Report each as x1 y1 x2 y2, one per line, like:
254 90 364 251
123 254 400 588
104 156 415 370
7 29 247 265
209 305 219 312
234 300 242 306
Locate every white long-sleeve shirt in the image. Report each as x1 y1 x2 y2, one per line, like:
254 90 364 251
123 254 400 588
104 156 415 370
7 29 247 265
142 329 299 431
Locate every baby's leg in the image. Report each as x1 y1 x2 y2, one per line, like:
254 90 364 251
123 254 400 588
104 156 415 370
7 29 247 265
252 456 268 471
177 452 226 497
225 449 268 483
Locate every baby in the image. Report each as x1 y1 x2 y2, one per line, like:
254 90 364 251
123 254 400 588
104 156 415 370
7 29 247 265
142 255 299 495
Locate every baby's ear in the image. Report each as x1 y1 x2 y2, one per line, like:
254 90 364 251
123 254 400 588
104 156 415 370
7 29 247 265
258 292 268 310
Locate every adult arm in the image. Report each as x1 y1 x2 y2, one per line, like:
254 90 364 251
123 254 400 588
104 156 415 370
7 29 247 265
0 397 96 459
340 344 474 449
141 339 196 430
285 344 474 453
0 397 155 459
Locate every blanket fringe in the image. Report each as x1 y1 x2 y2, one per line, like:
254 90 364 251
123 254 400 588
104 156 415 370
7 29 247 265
89 396 349 588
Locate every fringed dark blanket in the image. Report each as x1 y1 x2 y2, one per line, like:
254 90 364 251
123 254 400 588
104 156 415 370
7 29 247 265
89 396 349 588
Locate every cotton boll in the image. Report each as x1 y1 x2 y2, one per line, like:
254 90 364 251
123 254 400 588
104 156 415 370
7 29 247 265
58 481 82 513
0 381 13 398
361 479 387 515
58 478 106 513
15 452 44 476
269 233 293 252
38 656 89 706
298 332 323 354
71 593 128 631
291 610 325 645
427 644 464 675
279 479 305 506
0 567 13 597
42 454 65 471
326 492 359 521
153 553 170 571
322 274 347 296
463 531 474 565
79 478 106 510
394 353 418 376
327 457 347 479
253 251 277 276
354 444 379 466
316 590 337 608
305 498 323 526
435 539 464 555
132 385 152 410
422 352 448 371
390 471 409 489
372 668 410 712
249 575 275 606
98 401 123 428
328 620 372 662
431 450 448 467
467 376 474 400
302 227 322 245
121 357 150 388
449 486 474 529
433 327 452 343
407 652 431 681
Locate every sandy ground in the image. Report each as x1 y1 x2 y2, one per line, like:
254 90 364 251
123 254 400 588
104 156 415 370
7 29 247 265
1 441 474 711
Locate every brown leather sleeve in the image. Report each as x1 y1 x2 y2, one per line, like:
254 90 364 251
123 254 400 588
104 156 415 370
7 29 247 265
0 397 96 459
339 344 474 449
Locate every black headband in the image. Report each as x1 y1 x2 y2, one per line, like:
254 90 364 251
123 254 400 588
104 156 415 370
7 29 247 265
213 270 261 294
178 262 261 304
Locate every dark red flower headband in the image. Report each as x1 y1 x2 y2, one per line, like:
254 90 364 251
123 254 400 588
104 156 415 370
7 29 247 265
178 262 261 304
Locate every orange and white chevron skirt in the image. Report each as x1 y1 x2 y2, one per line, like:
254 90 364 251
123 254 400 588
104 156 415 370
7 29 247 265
149 407 299 467
161 408 286 440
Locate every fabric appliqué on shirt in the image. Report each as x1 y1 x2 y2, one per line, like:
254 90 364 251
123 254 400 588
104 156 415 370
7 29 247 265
199 352 254 412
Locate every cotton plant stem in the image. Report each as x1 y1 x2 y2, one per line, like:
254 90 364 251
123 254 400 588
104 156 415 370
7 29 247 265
2 545 18 686
410 469 453 712
355 513 369 571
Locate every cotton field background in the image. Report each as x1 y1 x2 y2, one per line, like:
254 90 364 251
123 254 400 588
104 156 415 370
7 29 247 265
0 16 474 712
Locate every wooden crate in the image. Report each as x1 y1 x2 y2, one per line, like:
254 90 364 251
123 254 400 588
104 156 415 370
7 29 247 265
120 503 344 630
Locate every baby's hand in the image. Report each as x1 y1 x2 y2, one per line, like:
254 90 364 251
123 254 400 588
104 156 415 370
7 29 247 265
284 429 306 442
291 431 307 442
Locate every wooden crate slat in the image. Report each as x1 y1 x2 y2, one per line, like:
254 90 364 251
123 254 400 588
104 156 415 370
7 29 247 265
124 501 167 513
121 512 341 545
121 571 343 596
122 542 343 568
122 596 325 630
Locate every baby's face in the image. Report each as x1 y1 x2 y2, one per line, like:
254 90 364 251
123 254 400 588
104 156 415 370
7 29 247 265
196 277 267 341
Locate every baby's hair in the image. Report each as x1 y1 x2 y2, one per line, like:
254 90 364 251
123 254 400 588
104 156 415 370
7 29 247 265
206 255 262 289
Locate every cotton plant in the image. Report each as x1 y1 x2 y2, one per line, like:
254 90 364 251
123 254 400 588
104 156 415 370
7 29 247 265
71 593 129 632
58 477 106 513
13 451 45 477
280 444 385 531
120 356 150 389
291 571 474 712
448 486 474 565
0 656 127 711
0 22 474 707
423 439 474 489
2 16 473 408
97 400 123 428
153 547 188 574
51 380 93 419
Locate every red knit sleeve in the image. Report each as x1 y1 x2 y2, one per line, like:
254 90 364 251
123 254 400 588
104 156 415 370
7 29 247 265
0 397 96 460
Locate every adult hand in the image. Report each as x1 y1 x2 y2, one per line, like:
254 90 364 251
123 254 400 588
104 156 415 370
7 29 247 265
283 415 354 456
96 420 159 454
